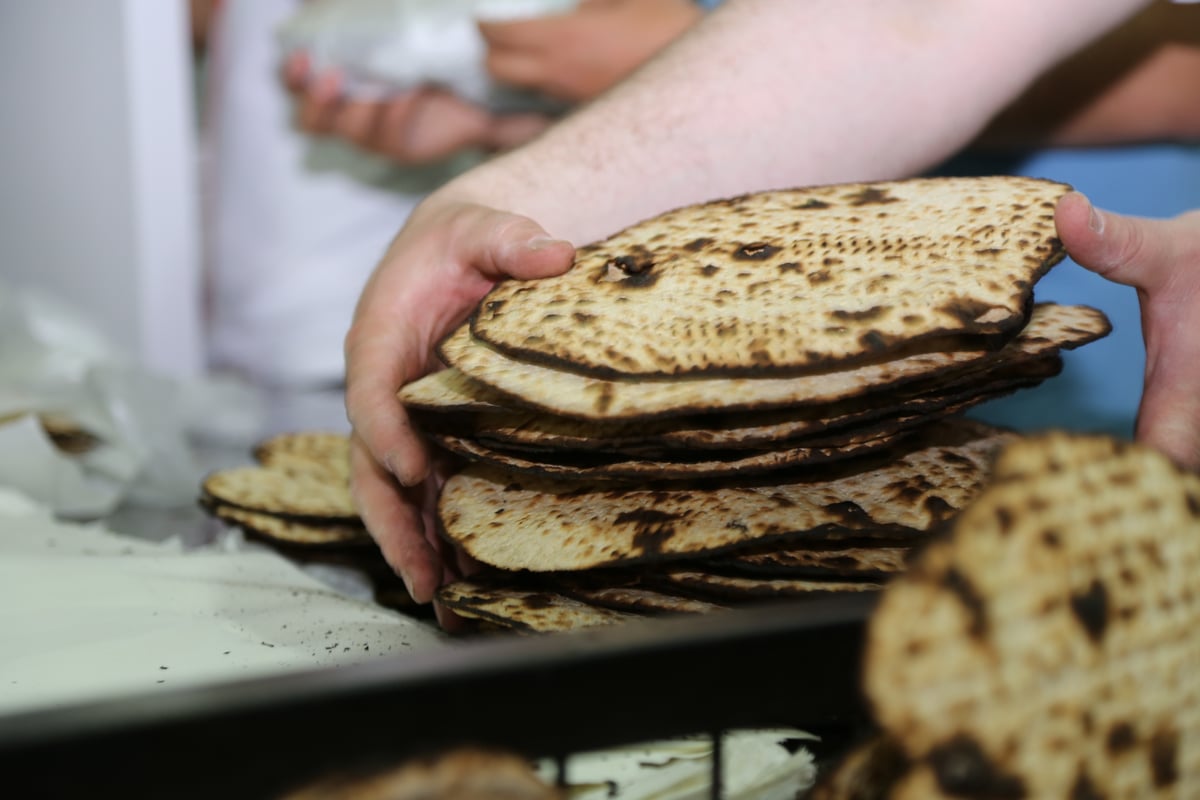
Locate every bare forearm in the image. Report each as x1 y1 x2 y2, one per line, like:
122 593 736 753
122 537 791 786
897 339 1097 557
981 1 1200 148
435 0 1150 244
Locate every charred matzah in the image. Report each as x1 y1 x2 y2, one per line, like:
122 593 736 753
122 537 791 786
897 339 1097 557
208 502 372 547
431 424 913 482
712 544 911 580
471 177 1070 378
807 735 909 800
653 569 883 601
435 304 1109 421
202 465 358 521
435 579 640 634
556 584 728 616
438 419 1013 572
864 433 1200 798
418 357 1059 455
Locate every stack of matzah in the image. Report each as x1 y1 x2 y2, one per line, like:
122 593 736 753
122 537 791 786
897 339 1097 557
810 431 1200 798
398 176 1113 633
199 432 420 611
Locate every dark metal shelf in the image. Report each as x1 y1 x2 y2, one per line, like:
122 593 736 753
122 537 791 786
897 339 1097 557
0 594 873 799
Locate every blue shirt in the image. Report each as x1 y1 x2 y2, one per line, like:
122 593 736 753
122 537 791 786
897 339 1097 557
936 144 1200 438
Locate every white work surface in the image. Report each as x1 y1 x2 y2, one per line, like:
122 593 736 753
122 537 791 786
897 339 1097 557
0 488 447 718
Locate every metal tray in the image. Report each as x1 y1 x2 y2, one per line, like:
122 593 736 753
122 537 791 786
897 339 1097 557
0 594 874 799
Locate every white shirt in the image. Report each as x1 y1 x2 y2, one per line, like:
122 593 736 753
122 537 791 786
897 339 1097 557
201 0 470 387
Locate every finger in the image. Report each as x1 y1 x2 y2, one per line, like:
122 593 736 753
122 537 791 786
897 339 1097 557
433 601 471 633
282 51 311 92
297 71 343 134
1056 192 1179 294
333 99 384 147
485 47 550 92
398 90 493 162
349 435 442 603
373 90 432 162
345 208 571 491
477 17 558 51
466 212 576 282
1132 359 1200 472
485 113 553 151
344 310 433 488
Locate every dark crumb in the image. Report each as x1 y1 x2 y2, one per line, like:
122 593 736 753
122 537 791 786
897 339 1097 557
223 651 231 655
261 641 275 648
156 680 165 684
159 666 168 670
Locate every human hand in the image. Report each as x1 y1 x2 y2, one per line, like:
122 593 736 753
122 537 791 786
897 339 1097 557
1056 192 1200 469
343 198 574 605
282 52 552 164
479 0 703 103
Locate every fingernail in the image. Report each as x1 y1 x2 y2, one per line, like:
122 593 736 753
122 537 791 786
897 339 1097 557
382 451 408 483
400 571 416 600
314 72 341 101
384 450 428 487
1088 201 1105 234
526 237 565 252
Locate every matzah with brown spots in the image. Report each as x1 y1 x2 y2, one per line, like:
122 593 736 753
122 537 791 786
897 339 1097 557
437 418 1013 572
470 176 1069 378
435 579 639 634
863 433 1200 798
434 304 1108 421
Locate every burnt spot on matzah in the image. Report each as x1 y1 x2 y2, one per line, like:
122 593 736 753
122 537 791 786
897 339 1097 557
733 242 781 261
614 508 683 555
470 177 1073 379
1070 770 1105 800
864 432 1200 798
1069 579 1109 644
942 565 988 640
1106 722 1137 755
927 735 1026 799
1150 726 1179 788
847 187 901 207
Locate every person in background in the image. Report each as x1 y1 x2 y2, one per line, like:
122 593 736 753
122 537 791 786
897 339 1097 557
286 0 708 163
203 0 708 396
332 0 1200 610
935 0 1200 437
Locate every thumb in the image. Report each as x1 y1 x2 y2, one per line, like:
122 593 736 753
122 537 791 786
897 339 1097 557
1055 191 1177 294
467 210 576 283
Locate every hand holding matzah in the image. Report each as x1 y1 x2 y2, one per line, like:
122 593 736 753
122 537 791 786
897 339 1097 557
343 200 574 602
347 176 1094 607
1055 192 1200 469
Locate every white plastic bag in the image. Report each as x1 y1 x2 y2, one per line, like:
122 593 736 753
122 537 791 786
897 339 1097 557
276 0 579 108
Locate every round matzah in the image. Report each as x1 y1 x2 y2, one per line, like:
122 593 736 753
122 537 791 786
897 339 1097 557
652 569 883 601
254 431 351 483
471 176 1070 378
430 424 914 482
437 418 1014 572
864 433 1200 797
445 366 1053 457
202 466 358 521
210 503 372 547
713 544 911 579
435 580 640 633
436 304 1110 421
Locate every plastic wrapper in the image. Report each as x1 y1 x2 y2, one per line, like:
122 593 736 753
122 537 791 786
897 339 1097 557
277 0 578 109
0 280 265 517
0 487 446 716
